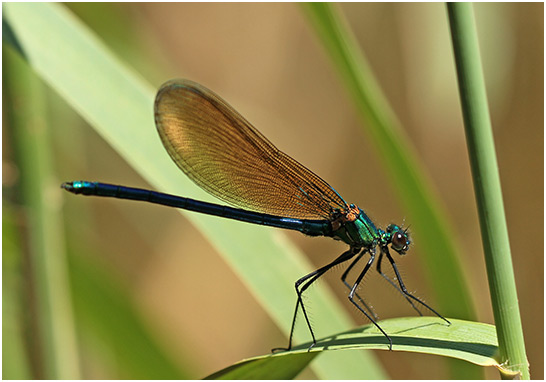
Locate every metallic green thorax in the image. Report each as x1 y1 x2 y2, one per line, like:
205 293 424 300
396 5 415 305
331 206 380 248
329 206 411 256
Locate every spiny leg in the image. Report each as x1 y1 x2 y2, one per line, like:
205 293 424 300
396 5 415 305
376 249 423 315
271 268 321 353
348 250 393 350
284 248 357 351
383 247 451 325
341 250 378 320
272 247 358 352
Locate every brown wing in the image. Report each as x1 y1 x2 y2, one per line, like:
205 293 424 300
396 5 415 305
154 79 347 220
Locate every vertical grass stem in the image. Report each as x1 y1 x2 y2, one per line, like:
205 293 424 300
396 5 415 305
447 3 529 379
4 47 81 379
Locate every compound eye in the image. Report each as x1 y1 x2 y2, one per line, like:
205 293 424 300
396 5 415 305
391 232 407 252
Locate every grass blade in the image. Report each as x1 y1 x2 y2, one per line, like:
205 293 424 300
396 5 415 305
3 46 80 379
206 317 516 379
2 207 32 379
447 3 530 379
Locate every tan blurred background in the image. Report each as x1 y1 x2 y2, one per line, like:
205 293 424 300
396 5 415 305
4 3 543 379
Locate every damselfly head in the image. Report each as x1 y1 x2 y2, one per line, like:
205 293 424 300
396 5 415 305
386 224 411 254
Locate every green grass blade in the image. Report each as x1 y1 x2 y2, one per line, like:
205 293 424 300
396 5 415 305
2 206 32 379
447 4 530 379
206 317 516 379
302 4 480 378
2 3 385 378
3 46 80 379
205 352 318 380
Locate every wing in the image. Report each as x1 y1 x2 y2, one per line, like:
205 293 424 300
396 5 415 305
154 79 347 220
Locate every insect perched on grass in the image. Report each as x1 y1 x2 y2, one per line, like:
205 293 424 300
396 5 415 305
62 79 450 351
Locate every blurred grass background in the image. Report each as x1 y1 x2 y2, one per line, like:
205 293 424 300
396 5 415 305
3 3 543 379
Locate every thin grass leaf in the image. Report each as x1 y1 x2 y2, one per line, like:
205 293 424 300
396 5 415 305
447 3 530 379
205 352 318 380
206 317 516 379
3 46 80 379
2 206 32 380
